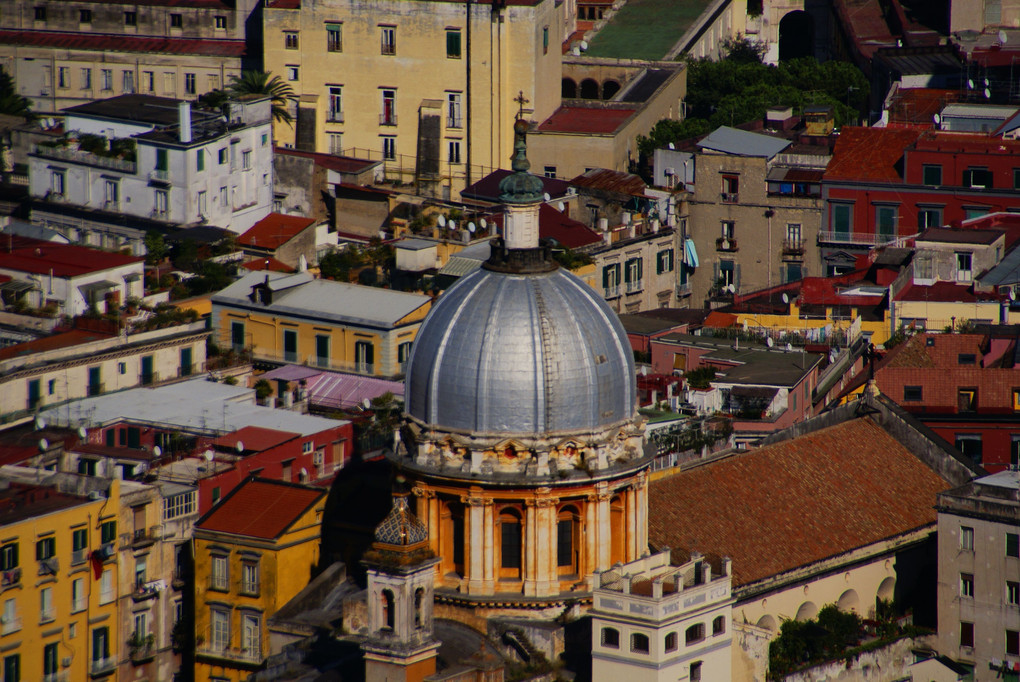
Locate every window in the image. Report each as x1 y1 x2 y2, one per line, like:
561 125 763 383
162 491 196 520
398 341 412 371
922 164 942 186
382 136 396 161
242 612 260 658
242 150 251 170
624 257 643 292
448 140 462 164
713 615 726 635
184 73 196 95
690 661 703 682
961 526 974 551
958 353 977 365
99 568 113 603
216 148 228 166
34 6 45 21
40 586 54 622
721 174 739 202
27 379 41 411
1008 532 1019 558
100 520 116 545
80 9 92 23
215 15 226 29
315 334 330 367
955 433 981 464
380 26 396 54
876 205 896 240
326 86 343 122
718 259 737 289
903 386 922 401
1009 630 1020 656
963 167 993 188
786 222 802 244
91 626 110 668
601 627 619 648
35 537 55 561
957 389 977 413
81 68 92 89
49 169 65 198
543 26 549 54
831 203 852 238
686 623 705 645
170 13 182 28
544 166 557 178
3 654 19 682
143 71 154 93
1009 581 1019 605
283 31 300 49
100 69 113 91
0 543 18 570
657 249 674 274
211 554 228 590
104 179 119 208
381 89 396 125
70 576 86 612
961 572 974 598
241 560 259 595
630 632 650 653
57 67 69 89
447 92 462 128
326 23 342 51
329 133 343 155
956 252 973 282
211 608 230 652
154 189 169 218
556 507 577 570
500 509 522 573
287 65 299 81
446 29 462 58
603 263 621 297
664 632 678 652
78 458 97 476
43 642 57 677
918 207 942 229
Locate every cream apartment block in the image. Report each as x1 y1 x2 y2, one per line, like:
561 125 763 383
0 0 257 114
263 0 566 197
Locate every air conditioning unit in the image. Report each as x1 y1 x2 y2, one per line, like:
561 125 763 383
88 490 104 500
1 614 9 624
61 657 71 668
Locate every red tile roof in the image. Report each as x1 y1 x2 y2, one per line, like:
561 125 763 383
0 236 142 277
569 168 648 196
196 478 324 539
491 204 602 250
238 213 316 250
825 127 920 183
885 88 962 128
274 147 378 174
537 106 637 134
0 329 115 361
212 425 299 453
895 281 1002 303
885 332 984 369
241 257 294 273
648 418 951 587
0 30 245 57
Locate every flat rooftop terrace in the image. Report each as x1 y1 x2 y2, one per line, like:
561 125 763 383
584 0 708 60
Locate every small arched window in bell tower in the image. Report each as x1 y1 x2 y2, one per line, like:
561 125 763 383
381 589 395 630
414 587 425 629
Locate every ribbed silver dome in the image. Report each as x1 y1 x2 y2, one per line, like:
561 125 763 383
406 265 636 436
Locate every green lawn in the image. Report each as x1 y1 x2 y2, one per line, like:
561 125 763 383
584 0 712 61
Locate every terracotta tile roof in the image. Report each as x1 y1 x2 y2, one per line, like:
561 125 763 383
824 127 920 183
241 257 294 273
238 213 316 250
196 478 324 539
895 281 1001 303
273 147 378 174
0 235 142 277
569 168 647 196
648 418 951 587
0 329 116 361
886 332 984 369
212 425 299 453
0 30 245 57
537 107 637 134
491 204 602 249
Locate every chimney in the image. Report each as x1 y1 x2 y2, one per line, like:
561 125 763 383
179 101 192 144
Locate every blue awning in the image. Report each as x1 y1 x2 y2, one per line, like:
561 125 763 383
684 238 700 268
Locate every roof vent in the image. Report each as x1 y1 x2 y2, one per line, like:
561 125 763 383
926 337 935 346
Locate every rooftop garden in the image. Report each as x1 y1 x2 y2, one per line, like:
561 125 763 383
584 0 707 60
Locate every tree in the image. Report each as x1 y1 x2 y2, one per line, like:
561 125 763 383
721 35 765 64
144 231 168 266
228 71 295 125
0 70 31 118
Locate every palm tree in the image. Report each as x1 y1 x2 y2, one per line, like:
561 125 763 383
227 71 294 126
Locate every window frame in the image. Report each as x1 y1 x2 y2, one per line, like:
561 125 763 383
446 29 462 58
326 23 343 52
380 25 396 55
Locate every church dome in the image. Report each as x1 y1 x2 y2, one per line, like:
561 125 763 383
406 261 636 437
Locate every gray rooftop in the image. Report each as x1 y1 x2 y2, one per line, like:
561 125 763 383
697 126 791 158
395 238 436 251
212 271 431 329
40 378 349 437
659 333 821 386
979 244 1020 287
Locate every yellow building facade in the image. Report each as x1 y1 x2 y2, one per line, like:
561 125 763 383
263 0 565 196
0 475 125 682
193 478 326 681
210 271 431 378
730 302 890 348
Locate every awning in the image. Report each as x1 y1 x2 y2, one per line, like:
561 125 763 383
78 280 119 296
0 280 36 293
684 238 700 268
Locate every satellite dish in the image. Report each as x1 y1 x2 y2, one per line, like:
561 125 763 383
781 292 789 304
572 47 580 56
984 88 991 99
557 201 566 212
968 78 975 89
479 218 487 229
829 350 838 363
580 40 588 50
742 320 749 332
35 416 46 430
1010 288 1017 301
785 343 793 352
38 438 48 452
766 337 774 348
136 462 147 474
78 426 87 440
236 440 244 453
934 113 941 125
468 221 476 233
448 220 456 230
437 214 447 227
362 398 371 409
203 450 214 462
726 284 736 294
153 446 161 458
999 30 1008 44
668 143 675 150
543 192 551 202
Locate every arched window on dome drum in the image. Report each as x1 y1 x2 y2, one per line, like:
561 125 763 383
499 508 523 579
610 495 626 565
557 505 580 576
414 588 425 629
441 501 465 577
381 589 395 631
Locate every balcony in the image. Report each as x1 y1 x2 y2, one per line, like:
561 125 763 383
132 580 160 602
148 169 172 186
40 607 55 624
624 279 644 294
1 615 21 635
676 282 692 298
103 200 120 212
721 192 739 204
90 656 117 678
1 568 21 588
209 574 229 592
171 569 187 590
128 633 156 664
130 526 157 549
447 116 462 129
197 644 263 666
71 596 87 613
379 113 398 126
716 236 738 252
33 144 136 174
327 112 344 123
138 372 158 387
87 382 105 397
817 230 899 246
43 673 68 682
782 238 805 256
605 284 621 299
37 557 59 576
